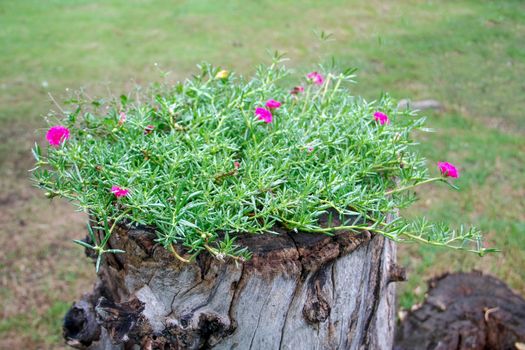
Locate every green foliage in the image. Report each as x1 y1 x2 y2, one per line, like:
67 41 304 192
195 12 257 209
31 59 491 261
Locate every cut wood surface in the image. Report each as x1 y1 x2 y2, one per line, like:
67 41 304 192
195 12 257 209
64 221 401 350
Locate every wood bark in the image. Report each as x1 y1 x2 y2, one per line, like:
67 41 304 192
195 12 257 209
64 220 401 350
395 271 525 350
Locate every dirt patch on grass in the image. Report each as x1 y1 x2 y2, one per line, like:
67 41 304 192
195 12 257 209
0 192 95 348
0 165 94 348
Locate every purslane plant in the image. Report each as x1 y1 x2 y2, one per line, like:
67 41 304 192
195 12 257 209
32 60 495 269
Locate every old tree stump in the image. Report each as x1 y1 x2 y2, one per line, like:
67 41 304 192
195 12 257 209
64 219 403 349
395 272 525 350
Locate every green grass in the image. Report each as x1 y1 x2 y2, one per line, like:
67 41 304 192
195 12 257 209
0 301 72 345
398 111 525 308
1 0 524 347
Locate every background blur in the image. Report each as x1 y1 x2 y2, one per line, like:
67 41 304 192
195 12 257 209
1 0 524 348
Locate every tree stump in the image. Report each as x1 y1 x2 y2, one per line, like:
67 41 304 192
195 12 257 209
64 221 402 350
395 271 525 350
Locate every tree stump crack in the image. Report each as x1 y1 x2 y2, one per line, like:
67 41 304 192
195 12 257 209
248 290 273 350
283 230 305 273
227 263 245 325
345 272 364 346
330 263 336 302
359 239 385 348
278 275 304 349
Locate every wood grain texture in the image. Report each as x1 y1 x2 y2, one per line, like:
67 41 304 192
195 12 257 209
64 223 398 350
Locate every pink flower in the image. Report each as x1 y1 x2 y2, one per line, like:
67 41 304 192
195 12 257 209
46 125 70 147
307 72 324 85
234 161 240 169
438 162 459 178
111 186 129 198
291 86 304 95
144 125 155 134
265 99 282 109
255 107 272 124
118 112 127 126
307 146 314 153
374 112 390 125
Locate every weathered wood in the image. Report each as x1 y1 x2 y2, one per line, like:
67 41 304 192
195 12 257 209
395 271 525 350
64 220 398 349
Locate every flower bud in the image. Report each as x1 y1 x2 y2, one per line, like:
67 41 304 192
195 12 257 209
215 70 229 79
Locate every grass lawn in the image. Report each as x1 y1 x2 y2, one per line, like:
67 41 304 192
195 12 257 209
1 0 524 347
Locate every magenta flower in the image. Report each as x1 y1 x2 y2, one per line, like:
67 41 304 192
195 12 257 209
234 161 240 169
438 162 459 178
46 125 70 147
291 86 304 95
118 112 127 126
265 99 282 109
255 107 272 124
111 186 129 198
307 72 324 86
307 146 314 153
144 125 155 134
374 112 390 125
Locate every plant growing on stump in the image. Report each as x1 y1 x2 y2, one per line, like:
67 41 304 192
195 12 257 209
32 58 493 267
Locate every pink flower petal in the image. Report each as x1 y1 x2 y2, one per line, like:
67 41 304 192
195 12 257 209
118 112 127 126
46 125 70 147
290 86 304 95
144 125 155 134
265 99 282 109
373 112 390 125
438 162 459 178
307 72 324 85
111 186 130 198
255 107 272 124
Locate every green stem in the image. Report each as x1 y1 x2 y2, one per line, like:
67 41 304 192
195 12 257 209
108 208 132 235
328 77 342 103
285 219 483 254
168 244 191 263
398 231 480 253
301 87 311 114
284 219 398 240
385 177 442 196
320 74 332 101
